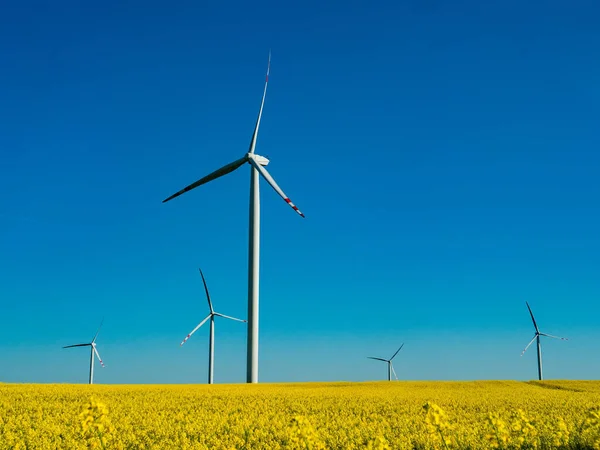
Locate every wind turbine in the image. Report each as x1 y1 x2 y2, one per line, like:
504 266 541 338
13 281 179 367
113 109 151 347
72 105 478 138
163 53 305 383
368 344 404 381
63 319 105 384
180 268 247 384
521 301 568 381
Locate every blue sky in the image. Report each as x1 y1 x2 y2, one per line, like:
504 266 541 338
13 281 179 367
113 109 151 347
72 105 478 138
1 0 599 384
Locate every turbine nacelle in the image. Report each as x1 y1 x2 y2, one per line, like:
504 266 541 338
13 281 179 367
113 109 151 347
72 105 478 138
249 153 270 166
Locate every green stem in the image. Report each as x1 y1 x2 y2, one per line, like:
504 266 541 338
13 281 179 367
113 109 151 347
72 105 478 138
437 426 450 450
491 422 504 450
97 430 106 450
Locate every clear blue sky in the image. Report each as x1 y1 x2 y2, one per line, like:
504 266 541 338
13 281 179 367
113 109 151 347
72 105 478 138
1 0 599 384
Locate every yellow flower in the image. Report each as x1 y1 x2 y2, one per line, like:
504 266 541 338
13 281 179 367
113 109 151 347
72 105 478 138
79 397 113 449
552 416 570 447
366 434 391 449
486 412 510 449
287 415 326 449
423 402 454 448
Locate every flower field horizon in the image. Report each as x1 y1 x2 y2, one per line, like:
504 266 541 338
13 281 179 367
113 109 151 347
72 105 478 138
1 380 600 449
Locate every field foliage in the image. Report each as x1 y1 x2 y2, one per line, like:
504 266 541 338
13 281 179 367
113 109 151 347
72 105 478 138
1 380 600 449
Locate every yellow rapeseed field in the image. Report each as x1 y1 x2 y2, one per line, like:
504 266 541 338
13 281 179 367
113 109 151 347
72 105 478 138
1 380 600 449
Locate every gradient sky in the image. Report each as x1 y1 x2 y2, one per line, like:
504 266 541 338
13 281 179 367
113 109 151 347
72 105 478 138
1 0 599 384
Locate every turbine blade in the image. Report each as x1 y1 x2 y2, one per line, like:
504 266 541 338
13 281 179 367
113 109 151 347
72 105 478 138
390 343 404 361
391 364 398 380
249 158 305 218
520 334 538 356
214 312 247 323
248 51 271 155
180 313 212 346
198 268 214 314
162 156 248 203
367 357 388 362
93 346 105 368
525 302 540 333
92 317 104 343
540 333 568 341
63 343 91 349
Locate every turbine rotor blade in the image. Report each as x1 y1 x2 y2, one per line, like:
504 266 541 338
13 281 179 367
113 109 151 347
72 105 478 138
539 333 568 341
367 357 388 362
525 302 540 333
248 51 271 155
63 343 91 349
521 334 538 356
249 157 305 218
92 317 104 343
390 343 404 361
198 268 214 314
180 313 212 346
213 312 247 323
93 346 105 368
391 364 398 380
162 156 248 203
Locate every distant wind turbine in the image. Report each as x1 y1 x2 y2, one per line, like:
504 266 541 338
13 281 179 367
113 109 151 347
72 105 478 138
521 302 568 381
63 319 105 384
163 52 305 383
368 344 404 381
180 268 247 384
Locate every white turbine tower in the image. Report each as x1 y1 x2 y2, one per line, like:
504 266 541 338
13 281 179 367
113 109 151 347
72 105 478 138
180 268 247 384
368 344 404 381
63 319 105 384
163 53 305 383
521 301 568 381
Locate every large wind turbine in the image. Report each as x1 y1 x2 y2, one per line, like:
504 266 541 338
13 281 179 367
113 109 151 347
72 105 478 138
368 344 404 381
180 268 246 384
63 319 105 384
163 53 305 383
521 302 568 381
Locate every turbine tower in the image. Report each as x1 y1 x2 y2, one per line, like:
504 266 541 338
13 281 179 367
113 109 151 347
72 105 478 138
368 344 404 381
521 301 568 381
163 53 305 383
63 319 105 384
180 268 246 384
